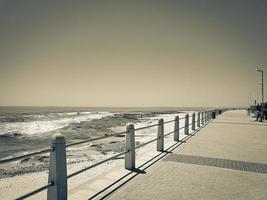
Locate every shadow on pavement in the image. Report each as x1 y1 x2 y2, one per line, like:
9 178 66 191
89 123 209 200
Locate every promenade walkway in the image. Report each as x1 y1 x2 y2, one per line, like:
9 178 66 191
107 110 267 200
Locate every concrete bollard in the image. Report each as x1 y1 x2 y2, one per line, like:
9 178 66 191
212 111 216 119
192 113 196 131
174 116 180 142
185 114 189 135
157 119 164 152
210 111 212 120
211 112 213 120
47 133 68 200
201 112 204 125
125 123 135 170
197 112 200 128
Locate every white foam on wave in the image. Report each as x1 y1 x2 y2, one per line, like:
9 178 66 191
0 112 112 136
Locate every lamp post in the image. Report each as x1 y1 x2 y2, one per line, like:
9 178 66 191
256 67 264 104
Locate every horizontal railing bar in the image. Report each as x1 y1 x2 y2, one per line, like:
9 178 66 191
135 138 158 150
0 148 54 164
134 123 159 131
164 130 175 137
66 131 126 148
164 119 175 124
66 115 192 148
67 150 128 179
15 182 54 200
135 122 202 151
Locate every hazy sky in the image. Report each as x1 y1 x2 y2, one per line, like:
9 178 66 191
0 0 266 107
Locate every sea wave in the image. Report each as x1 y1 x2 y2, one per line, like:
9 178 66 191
0 112 112 136
0 132 23 138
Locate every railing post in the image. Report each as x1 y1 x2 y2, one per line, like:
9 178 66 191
185 114 189 135
205 111 208 122
125 123 135 170
201 112 204 125
197 112 200 128
47 133 67 200
210 111 212 120
157 119 164 152
174 116 179 141
192 113 196 131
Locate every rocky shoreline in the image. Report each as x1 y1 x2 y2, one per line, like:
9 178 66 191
0 112 163 179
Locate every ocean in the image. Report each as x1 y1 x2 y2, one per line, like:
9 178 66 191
0 107 115 159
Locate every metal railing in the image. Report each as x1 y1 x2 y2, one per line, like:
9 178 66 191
0 148 54 165
0 110 222 200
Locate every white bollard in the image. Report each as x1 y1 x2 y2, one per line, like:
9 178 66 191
157 119 164 152
125 123 135 170
185 114 189 135
197 112 200 128
192 113 196 131
174 116 180 141
47 133 67 200
210 111 212 120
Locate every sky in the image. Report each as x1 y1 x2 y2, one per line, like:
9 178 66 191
0 0 266 108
